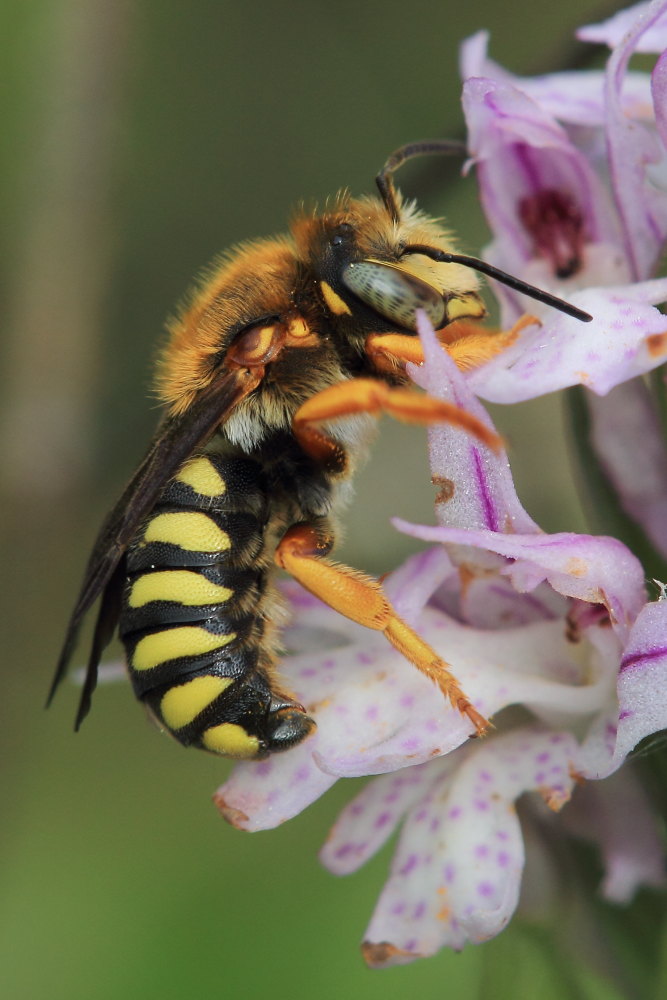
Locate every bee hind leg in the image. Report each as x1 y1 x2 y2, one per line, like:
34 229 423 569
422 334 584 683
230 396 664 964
275 523 488 736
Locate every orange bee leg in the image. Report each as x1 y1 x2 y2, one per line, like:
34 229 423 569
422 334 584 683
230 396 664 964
275 524 488 734
365 315 540 375
440 315 540 371
292 377 501 471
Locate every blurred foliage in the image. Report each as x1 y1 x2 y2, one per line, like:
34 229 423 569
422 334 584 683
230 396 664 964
0 2 652 999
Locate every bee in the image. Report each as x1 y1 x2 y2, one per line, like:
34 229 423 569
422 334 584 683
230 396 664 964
48 140 591 760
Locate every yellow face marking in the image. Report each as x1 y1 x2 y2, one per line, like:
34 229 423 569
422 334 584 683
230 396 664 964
143 512 231 552
446 293 486 321
175 457 226 497
129 570 233 608
320 280 352 316
132 627 237 671
202 722 260 759
287 316 311 338
160 675 233 730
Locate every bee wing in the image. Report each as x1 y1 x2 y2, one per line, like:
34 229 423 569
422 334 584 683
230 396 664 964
48 366 262 727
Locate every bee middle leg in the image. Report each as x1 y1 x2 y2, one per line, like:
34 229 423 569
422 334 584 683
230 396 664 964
275 523 488 735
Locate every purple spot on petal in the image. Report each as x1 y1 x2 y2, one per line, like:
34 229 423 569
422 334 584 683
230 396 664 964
475 844 489 859
474 800 490 812
322 658 336 669
391 901 406 915
430 817 441 833
536 751 550 763
400 693 416 708
479 770 493 783
349 802 364 816
299 667 317 678
400 854 419 876
358 651 374 665
413 901 427 919
415 808 428 822
444 863 456 884
335 843 353 858
448 806 462 820
375 811 392 829
619 709 633 721
404 939 418 952
255 761 273 777
496 830 509 841
295 765 310 782
365 705 379 721
535 771 546 783
497 851 510 867
478 881 495 898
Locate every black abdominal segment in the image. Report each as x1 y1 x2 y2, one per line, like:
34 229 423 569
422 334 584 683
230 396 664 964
118 453 315 758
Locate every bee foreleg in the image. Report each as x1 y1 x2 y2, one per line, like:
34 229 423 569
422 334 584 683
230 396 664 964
275 523 489 735
292 378 500 472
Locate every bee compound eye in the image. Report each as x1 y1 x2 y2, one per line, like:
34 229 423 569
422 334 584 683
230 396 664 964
342 259 446 330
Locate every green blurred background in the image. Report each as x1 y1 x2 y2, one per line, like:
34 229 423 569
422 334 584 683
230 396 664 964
0 2 635 998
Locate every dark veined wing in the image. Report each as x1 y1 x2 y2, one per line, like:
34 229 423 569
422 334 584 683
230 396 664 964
47 365 263 728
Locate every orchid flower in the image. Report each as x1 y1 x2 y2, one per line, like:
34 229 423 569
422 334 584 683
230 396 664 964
459 0 667 562
214 314 667 966
209 1 667 977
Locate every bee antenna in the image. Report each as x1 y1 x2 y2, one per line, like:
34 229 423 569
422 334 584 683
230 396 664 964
402 244 593 323
376 139 467 224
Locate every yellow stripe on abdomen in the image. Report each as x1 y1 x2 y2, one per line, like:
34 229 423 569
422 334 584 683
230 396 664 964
132 627 237 671
128 570 233 608
160 675 233 730
143 512 231 552
175 457 226 497
202 722 260 758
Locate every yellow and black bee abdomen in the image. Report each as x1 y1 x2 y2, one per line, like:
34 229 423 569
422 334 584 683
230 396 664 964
118 454 315 759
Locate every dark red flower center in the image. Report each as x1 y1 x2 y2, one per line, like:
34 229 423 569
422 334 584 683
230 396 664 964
518 189 584 279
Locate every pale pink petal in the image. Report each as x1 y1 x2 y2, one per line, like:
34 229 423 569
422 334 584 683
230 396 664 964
382 546 455 627
214 746 337 832
577 1 667 53
466 279 667 402
461 77 615 279
411 312 539 539
564 770 666 902
604 1 667 278
460 30 652 127
587 381 667 558
320 759 451 875
361 727 578 965
393 521 646 639
577 599 667 777
652 49 667 150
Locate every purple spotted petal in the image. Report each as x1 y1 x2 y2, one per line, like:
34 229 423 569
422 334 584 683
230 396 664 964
393 521 646 639
587 382 667 558
577 1 667 53
410 312 538 541
465 279 667 403
563 770 665 902
214 746 337 832
320 759 453 875
360 727 578 965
